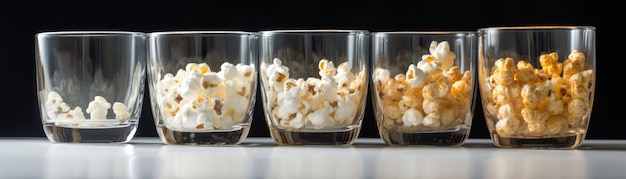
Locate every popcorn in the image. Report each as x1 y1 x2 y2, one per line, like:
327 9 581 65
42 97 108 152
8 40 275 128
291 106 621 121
308 106 331 129
375 40 472 131
402 108 424 127
429 41 456 70
61 107 86 120
266 58 290 92
200 72 222 95
155 62 256 131
43 91 132 125
113 102 131 123
86 96 111 120
405 64 427 88
236 63 255 83
260 58 366 130
45 91 71 119
539 52 563 77
495 117 520 136
484 50 594 137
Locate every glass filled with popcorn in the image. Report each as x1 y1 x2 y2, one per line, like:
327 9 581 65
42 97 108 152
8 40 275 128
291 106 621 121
259 30 369 145
371 31 478 146
35 31 147 143
147 31 258 145
478 26 596 149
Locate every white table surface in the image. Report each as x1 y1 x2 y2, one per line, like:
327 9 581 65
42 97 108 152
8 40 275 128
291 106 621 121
1 137 626 179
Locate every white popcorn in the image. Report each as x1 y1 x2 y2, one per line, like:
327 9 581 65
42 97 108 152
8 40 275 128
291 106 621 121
45 91 71 119
267 58 290 92
155 62 255 131
213 115 233 129
373 68 390 85
335 73 353 90
178 70 204 99
159 92 182 118
219 62 239 81
86 96 111 120
318 59 337 77
172 104 202 129
201 72 223 95
280 112 305 129
113 102 131 123
224 95 249 121
307 106 330 129
222 80 236 97
333 92 357 124
186 63 212 75
417 55 442 75
405 64 427 88
236 63 255 83
61 107 86 120
422 113 441 127
402 108 424 127
174 69 187 82
262 58 364 130
429 41 456 70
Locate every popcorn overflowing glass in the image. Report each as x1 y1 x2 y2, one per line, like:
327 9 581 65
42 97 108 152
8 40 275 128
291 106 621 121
35 31 147 143
371 31 478 146
259 30 369 145
478 26 596 149
147 31 258 145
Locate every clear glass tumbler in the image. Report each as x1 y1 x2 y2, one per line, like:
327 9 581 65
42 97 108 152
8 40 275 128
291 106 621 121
371 31 478 146
259 30 369 145
478 26 596 149
148 31 258 145
35 31 147 143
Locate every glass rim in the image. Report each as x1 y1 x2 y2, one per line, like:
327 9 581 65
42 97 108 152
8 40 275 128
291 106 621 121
259 29 369 35
148 31 257 36
371 31 477 36
36 31 145 37
478 26 596 32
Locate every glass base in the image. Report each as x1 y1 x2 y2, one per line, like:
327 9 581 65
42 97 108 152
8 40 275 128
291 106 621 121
157 124 251 145
379 125 470 146
268 125 361 145
43 120 138 143
490 130 586 149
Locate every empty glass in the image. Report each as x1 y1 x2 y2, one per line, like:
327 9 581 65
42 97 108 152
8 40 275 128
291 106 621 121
259 30 369 145
147 31 258 145
371 31 478 146
478 26 596 149
35 31 147 143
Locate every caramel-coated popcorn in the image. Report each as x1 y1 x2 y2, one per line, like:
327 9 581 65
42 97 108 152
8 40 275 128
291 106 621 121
485 50 594 137
374 41 473 130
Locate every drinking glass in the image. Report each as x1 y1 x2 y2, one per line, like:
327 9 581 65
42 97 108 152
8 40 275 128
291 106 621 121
371 31 478 145
35 31 147 143
259 30 369 145
478 26 596 149
148 31 258 145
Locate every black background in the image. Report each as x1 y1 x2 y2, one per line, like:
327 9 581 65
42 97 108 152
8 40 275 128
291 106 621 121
0 0 618 139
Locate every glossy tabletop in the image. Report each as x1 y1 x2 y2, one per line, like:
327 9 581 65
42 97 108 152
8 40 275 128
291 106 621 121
1 137 626 179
